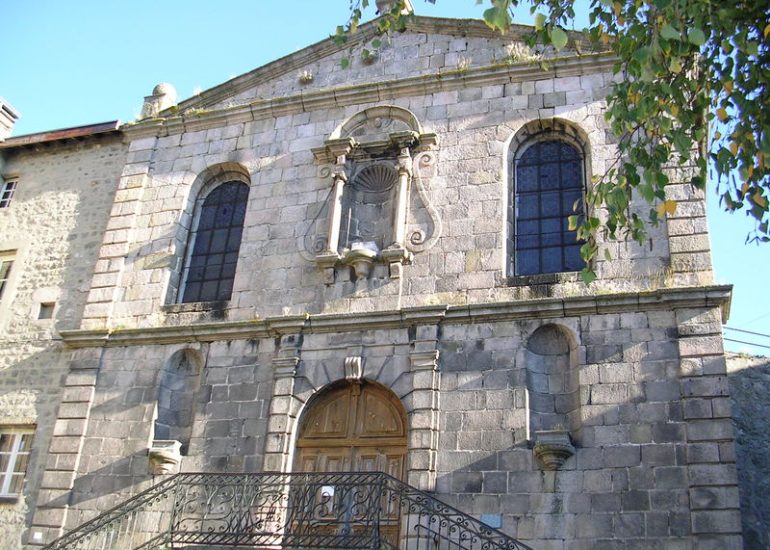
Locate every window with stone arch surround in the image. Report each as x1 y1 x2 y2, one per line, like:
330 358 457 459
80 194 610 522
178 166 250 303
508 120 590 278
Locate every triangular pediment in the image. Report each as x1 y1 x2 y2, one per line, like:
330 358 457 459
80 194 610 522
170 16 591 116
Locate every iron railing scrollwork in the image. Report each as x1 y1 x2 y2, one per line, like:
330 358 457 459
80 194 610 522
43 471 534 550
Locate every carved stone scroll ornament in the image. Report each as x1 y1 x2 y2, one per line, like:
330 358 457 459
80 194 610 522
406 151 442 254
298 166 332 262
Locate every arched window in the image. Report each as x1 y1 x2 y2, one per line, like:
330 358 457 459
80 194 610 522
512 138 585 276
180 181 249 303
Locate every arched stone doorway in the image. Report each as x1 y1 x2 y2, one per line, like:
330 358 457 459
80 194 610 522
294 380 407 480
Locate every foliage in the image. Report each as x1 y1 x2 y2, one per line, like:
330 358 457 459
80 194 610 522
340 0 770 282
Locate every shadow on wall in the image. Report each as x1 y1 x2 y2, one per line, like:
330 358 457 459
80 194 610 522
0 140 125 545
726 353 770 550
431 317 697 545
0 353 66 548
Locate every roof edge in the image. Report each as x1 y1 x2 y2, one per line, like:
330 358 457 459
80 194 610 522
0 120 121 149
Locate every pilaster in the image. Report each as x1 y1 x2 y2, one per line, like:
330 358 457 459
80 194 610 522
27 349 102 546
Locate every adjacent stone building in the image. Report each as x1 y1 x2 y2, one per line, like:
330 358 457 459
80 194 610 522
0 110 125 548
0 8 754 550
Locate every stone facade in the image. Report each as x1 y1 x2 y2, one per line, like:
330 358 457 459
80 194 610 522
0 128 125 549
726 354 770 549
0 13 757 550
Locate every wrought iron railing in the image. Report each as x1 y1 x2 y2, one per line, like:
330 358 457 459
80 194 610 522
42 471 533 550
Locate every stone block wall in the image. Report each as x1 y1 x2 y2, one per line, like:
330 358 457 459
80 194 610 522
29 292 745 548
78 29 710 333
726 354 770 549
16 18 736 550
31 338 276 539
0 136 125 547
433 305 742 549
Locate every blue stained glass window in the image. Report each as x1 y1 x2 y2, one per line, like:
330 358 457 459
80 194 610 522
181 181 249 303
513 140 584 276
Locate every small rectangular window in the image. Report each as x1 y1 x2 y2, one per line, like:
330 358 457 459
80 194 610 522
0 254 14 300
0 428 34 498
0 180 17 208
38 302 55 320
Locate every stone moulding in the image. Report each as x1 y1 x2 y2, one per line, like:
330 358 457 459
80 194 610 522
58 285 732 348
122 52 618 140
172 15 596 115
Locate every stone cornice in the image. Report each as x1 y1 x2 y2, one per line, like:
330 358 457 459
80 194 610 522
123 52 616 140
174 16 594 114
58 285 732 348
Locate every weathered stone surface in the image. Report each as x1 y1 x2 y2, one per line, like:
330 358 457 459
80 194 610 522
0 136 125 546
726 354 770 550
1 13 745 550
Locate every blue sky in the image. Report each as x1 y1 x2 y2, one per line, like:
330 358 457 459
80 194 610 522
2 0 767 355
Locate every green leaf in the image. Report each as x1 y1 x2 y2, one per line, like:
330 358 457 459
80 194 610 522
535 12 546 31
660 24 680 41
687 28 706 46
483 6 510 32
567 215 579 231
669 57 682 73
371 38 381 49
580 269 597 284
691 175 704 189
340 58 350 69
633 47 651 63
551 27 569 51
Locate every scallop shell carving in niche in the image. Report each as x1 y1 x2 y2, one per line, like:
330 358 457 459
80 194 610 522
352 164 398 193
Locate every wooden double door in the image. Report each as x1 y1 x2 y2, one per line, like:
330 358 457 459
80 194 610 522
293 382 407 546
295 381 407 478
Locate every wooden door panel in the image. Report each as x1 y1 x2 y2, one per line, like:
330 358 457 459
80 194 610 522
296 383 406 477
294 383 407 547
300 389 352 439
357 390 404 438
384 451 404 480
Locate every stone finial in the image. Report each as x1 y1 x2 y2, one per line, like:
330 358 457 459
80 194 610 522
148 440 182 475
0 97 20 141
376 0 414 15
140 83 177 119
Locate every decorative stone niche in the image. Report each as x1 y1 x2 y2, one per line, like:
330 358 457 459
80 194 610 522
524 324 581 470
149 348 203 474
148 440 182 475
310 107 439 282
